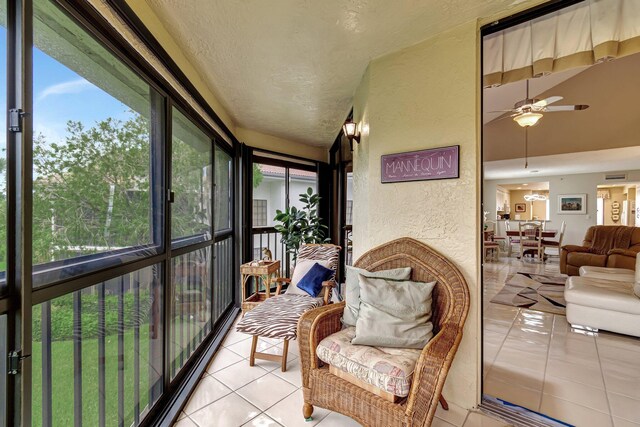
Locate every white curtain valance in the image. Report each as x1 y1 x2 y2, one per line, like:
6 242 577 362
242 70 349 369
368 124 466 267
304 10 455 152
484 0 640 88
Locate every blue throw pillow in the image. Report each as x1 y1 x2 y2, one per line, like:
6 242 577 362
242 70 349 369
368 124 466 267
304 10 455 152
296 262 334 297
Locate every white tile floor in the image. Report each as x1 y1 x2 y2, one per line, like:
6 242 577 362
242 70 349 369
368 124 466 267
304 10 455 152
483 256 640 427
174 255 640 427
174 318 510 427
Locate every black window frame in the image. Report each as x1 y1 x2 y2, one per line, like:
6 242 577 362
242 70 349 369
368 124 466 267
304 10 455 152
0 0 241 426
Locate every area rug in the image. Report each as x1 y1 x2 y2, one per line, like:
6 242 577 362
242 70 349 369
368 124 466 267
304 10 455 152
490 272 568 315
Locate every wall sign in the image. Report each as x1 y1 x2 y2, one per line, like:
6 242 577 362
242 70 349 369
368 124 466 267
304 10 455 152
381 145 459 183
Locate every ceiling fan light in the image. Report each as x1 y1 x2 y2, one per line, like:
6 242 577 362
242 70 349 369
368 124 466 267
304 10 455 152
513 112 543 127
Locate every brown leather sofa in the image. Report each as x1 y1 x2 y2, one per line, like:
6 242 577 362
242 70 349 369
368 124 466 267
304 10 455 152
560 226 640 276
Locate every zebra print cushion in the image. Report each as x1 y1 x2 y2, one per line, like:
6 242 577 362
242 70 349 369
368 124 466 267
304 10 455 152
236 294 323 339
296 245 340 283
290 245 340 299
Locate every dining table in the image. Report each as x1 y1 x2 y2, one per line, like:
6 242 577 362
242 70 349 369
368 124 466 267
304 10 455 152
505 229 557 238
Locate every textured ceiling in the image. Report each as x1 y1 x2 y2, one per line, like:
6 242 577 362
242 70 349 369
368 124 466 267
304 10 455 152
146 0 526 147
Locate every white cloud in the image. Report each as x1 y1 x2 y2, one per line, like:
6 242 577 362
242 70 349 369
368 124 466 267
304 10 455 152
37 78 95 102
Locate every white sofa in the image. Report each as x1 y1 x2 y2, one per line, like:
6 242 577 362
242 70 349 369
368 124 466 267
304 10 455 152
564 254 640 337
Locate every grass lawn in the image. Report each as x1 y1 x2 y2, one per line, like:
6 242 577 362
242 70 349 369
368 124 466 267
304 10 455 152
31 327 159 427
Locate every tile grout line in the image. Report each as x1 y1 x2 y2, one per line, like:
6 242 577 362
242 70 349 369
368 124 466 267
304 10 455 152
594 333 615 427
539 313 556 412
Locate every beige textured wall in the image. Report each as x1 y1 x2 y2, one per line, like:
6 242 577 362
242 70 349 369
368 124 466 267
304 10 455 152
351 21 480 408
509 190 530 220
236 127 328 163
125 0 236 132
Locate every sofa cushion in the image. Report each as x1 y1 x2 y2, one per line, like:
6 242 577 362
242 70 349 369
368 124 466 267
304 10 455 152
316 327 421 397
579 266 635 283
565 276 640 315
342 266 412 326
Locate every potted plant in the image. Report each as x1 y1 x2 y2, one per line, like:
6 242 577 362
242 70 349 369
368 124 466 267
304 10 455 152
274 187 330 262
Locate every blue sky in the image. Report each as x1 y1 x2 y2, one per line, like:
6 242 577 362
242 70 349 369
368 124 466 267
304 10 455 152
0 26 135 157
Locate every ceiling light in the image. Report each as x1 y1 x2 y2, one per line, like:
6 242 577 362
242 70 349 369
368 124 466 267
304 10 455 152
513 112 543 127
524 193 548 201
522 184 528 186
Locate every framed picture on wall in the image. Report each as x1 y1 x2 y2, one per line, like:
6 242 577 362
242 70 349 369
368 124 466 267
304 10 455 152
558 194 587 214
515 203 526 213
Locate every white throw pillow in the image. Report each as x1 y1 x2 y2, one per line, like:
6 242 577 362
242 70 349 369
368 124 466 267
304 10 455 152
286 259 333 296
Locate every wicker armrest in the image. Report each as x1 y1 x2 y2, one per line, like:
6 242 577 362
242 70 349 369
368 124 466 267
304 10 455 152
274 277 291 295
321 280 336 287
408 324 463 426
297 302 345 388
608 248 640 257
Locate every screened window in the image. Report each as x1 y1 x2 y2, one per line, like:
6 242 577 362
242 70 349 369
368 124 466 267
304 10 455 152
253 199 267 227
31 0 163 286
214 146 232 232
171 108 212 248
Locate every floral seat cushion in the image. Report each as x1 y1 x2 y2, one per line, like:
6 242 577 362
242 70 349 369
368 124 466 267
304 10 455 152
316 327 421 397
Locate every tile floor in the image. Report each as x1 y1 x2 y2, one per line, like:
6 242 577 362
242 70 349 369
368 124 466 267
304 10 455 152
173 318 511 427
483 256 640 427
173 255 640 427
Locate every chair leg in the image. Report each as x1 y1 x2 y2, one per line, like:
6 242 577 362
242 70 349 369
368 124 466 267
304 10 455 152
439 395 449 411
281 339 289 372
303 402 314 420
249 335 258 367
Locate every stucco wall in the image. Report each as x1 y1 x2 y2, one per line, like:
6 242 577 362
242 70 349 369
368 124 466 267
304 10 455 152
351 21 480 408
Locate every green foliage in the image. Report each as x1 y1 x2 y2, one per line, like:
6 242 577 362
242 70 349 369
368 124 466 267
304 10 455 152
274 187 329 261
32 115 152 264
32 291 152 342
253 163 263 189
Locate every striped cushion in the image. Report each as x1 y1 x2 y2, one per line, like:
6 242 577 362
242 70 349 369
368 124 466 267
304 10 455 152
236 294 323 339
291 245 340 299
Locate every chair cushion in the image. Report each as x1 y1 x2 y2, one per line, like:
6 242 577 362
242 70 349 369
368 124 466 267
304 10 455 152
352 275 435 349
296 262 334 297
236 294 323 339
522 241 541 247
342 266 412 327
578 266 635 282
565 277 640 315
316 327 421 397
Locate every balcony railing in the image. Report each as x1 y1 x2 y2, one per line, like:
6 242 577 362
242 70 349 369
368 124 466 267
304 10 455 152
31 234 235 427
251 227 290 277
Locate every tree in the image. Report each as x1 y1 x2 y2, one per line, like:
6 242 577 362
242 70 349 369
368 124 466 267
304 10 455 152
253 163 263 189
33 115 152 263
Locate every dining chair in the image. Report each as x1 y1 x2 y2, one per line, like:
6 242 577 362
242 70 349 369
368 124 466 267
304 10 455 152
505 220 519 257
483 229 500 262
519 222 543 262
543 221 566 259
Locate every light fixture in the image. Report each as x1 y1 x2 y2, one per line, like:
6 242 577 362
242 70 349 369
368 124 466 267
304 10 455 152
513 111 543 127
342 119 360 151
524 193 548 202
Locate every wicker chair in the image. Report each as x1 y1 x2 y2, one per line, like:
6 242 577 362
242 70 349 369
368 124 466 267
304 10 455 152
297 237 470 427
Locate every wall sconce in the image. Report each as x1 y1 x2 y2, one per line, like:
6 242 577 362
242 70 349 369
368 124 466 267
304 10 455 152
342 119 360 151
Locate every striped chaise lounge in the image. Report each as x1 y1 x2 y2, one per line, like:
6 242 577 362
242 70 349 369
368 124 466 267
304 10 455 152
236 244 340 371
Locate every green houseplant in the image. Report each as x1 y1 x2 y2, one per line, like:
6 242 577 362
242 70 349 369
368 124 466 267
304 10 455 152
274 187 330 262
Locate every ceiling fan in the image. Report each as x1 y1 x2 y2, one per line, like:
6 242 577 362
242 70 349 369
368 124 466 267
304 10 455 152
489 79 589 168
490 79 589 127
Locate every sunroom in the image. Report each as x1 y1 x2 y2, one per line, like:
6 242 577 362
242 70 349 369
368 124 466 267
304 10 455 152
2 1 640 427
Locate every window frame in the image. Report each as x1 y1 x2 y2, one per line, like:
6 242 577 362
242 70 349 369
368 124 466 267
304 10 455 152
1 0 240 426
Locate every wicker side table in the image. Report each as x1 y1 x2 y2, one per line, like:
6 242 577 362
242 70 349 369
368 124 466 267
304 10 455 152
240 260 281 313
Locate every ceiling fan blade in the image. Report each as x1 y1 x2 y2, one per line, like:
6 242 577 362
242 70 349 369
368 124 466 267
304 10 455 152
487 109 517 113
533 96 563 107
493 113 519 122
544 104 589 112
